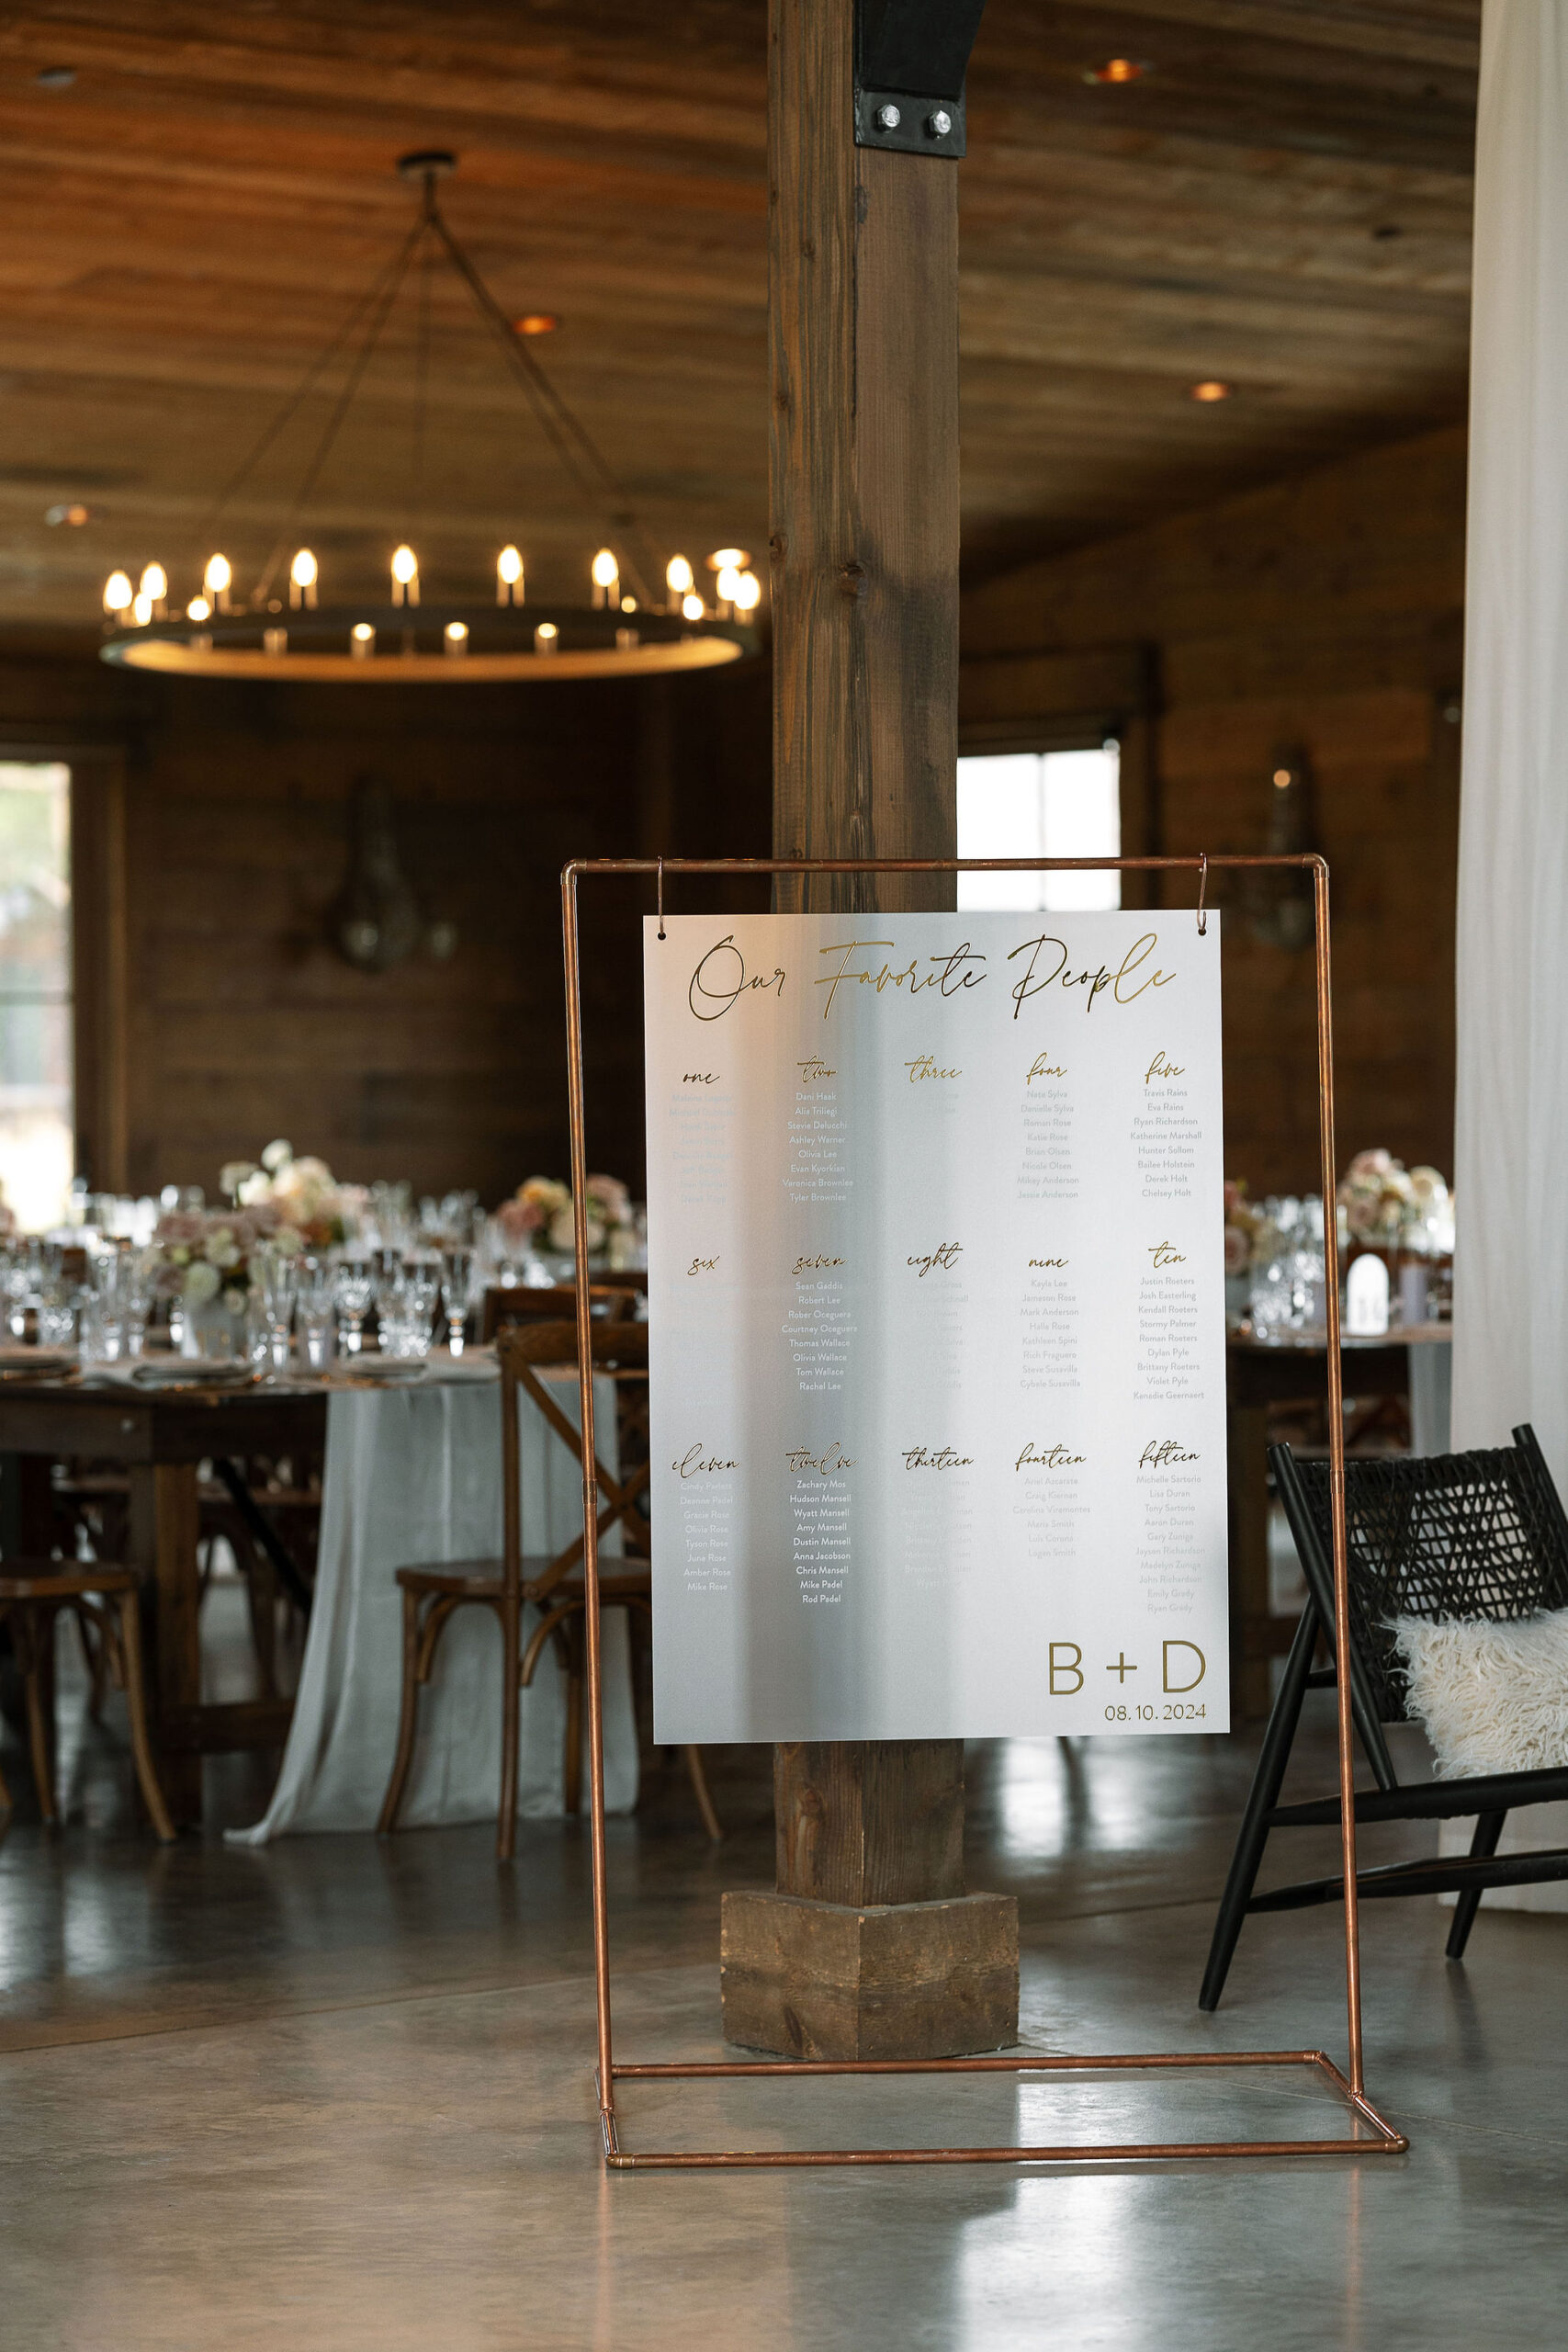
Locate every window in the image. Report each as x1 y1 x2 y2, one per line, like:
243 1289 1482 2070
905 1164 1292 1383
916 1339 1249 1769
0 763 73 1232
956 746 1121 912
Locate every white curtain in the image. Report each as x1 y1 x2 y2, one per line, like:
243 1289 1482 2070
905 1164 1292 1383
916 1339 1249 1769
1452 0 1568 1478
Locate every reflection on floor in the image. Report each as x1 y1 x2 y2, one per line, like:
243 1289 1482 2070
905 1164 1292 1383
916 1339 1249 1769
3 1593 1566 2349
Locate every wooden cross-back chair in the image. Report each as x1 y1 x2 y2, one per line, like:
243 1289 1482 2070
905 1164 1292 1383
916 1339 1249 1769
378 1317 719 1860
0 1559 174 1840
1200 1424 1568 2009
481 1283 638 1341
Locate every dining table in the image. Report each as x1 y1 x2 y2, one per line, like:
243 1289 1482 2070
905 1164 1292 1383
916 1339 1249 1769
0 1365 326 1822
230 1355 639 1844
0 1351 639 1833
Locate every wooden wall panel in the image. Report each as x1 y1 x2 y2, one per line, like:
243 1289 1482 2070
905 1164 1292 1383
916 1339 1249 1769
0 634 772 1206
960 424 1466 1194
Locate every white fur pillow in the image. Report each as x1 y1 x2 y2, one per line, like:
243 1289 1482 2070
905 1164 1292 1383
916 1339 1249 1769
1393 1611 1568 1778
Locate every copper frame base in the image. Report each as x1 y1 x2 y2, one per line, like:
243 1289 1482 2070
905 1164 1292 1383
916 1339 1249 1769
561 853 1407 2174
598 2051 1406 2169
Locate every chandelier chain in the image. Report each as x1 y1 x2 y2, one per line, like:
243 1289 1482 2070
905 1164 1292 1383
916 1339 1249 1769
248 218 426 607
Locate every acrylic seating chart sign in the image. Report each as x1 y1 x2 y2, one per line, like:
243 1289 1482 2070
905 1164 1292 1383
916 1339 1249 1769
643 910 1229 1742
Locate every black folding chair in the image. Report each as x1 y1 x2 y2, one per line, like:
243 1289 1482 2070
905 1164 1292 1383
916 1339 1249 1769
1200 1423 1568 2009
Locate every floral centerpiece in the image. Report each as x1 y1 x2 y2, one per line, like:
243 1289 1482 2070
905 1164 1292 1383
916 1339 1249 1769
145 1204 298 1318
495 1172 641 1269
1337 1148 1453 1251
218 1139 354 1250
1224 1180 1266 1277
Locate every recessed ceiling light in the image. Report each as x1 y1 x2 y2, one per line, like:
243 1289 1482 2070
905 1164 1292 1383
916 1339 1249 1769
1189 379 1233 403
1084 58 1149 85
513 312 558 336
44 501 92 526
35 65 76 89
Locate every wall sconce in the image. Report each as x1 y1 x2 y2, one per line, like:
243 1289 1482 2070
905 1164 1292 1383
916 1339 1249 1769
332 778 458 971
1246 748 1316 952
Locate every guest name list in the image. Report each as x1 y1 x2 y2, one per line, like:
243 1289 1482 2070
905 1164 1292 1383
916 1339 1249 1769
644 911 1228 1741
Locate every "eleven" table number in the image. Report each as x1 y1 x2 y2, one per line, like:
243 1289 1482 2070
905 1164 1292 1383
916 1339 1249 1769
644 910 1229 1742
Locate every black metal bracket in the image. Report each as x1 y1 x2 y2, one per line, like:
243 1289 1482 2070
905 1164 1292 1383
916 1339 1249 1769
854 0 987 157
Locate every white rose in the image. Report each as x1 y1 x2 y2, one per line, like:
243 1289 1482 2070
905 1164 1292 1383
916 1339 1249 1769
220 1160 257 1198
261 1139 293 1174
183 1261 220 1306
237 1170 273 1207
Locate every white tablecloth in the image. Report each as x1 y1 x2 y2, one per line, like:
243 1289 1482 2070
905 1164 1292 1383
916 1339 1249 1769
229 1369 638 1842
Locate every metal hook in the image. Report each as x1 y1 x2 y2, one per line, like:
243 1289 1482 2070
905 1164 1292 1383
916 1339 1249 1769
657 856 666 940
1196 852 1208 937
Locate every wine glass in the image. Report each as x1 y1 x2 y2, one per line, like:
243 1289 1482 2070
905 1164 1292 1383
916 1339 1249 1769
441 1246 474 1355
296 1255 337 1371
333 1254 375 1354
255 1248 299 1373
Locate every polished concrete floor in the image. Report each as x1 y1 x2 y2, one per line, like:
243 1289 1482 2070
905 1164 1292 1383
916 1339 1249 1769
2 1595 1566 2350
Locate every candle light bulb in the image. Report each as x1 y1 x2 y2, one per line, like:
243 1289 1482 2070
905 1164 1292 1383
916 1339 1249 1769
733 570 761 613
716 564 742 605
444 620 468 658
140 561 167 603
592 548 619 588
666 554 694 599
204 552 231 595
682 592 705 622
289 547 318 609
390 543 420 606
534 621 559 656
186 595 211 623
707 547 750 571
103 570 132 616
350 622 376 660
496 545 523 605
131 590 153 626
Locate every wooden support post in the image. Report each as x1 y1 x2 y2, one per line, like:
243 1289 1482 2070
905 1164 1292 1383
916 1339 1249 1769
720 0 1020 2063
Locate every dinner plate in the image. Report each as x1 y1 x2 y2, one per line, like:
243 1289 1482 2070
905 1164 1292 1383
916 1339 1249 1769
129 1359 256 1388
0 1347 75 1374
337 1355 430 1384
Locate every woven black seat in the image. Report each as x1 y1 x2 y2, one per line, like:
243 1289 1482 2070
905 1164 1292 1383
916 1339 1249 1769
1200 1423 1568 2009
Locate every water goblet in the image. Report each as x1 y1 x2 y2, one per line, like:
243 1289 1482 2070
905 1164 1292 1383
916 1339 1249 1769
243 1291 273 1373
87 1241 131 1361
296 1256 336 1371
37 1283 77 1351
402 1260 441 1359
333 1254 375 1354
441 1247 474 1355
255 1248 299 1373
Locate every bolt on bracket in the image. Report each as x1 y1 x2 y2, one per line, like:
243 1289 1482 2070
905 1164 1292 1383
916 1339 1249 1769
854 0 987 157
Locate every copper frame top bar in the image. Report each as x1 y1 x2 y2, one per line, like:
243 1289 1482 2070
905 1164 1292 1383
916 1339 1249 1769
563 854 1325 871
560 850 1385 2169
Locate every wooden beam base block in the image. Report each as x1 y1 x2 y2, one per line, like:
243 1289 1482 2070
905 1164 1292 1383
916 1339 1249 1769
720 1889 1020 2061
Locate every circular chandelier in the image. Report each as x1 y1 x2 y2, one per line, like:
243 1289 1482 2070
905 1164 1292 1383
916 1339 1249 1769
98 153 761 684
